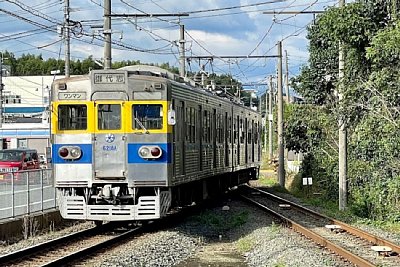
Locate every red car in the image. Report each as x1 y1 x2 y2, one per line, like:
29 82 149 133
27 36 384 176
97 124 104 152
0 149 40 183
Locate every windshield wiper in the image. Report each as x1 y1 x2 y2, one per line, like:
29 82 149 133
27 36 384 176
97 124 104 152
134 118 149 134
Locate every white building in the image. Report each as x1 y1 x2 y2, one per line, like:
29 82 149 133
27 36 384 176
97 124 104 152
0 75 62 155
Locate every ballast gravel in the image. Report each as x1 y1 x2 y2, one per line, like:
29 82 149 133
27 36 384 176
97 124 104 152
80 199 350 267
2 194 399 266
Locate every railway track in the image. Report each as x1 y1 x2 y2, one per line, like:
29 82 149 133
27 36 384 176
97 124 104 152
0 223 142 266
0 201 203 266
240 185 400 267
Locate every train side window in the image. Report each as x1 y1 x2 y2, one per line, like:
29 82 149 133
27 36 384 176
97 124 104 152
132 104 163 130
98 104 121 130
240 118 245 144
58 104 87 130
248 121 252 144
227 116 232 143
191 107 196 143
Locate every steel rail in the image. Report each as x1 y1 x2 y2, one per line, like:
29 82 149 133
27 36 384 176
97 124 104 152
0 226 101 263
248 185 400 254
240 194 376 267
42 226 142 267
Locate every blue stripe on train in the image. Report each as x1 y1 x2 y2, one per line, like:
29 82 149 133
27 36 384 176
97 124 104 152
52 143 171 164
127 143 171 164
52 144 93 164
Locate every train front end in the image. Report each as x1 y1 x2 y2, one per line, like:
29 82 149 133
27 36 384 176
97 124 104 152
52 68 173 222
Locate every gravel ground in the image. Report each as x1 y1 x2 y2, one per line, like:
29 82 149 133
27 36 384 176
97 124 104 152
1 189 400 266
260 185 400 246
78 199 350 267
0 221 94 255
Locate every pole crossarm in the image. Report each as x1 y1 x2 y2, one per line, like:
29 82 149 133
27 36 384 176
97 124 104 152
242 83 269 86
187 55 279 59
263 11 325 14
107 13 189 17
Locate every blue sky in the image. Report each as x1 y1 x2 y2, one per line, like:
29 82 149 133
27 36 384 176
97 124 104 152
0 0 339 93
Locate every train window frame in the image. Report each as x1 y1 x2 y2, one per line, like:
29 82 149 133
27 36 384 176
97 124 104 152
97 103 122 130
57 104 88 131
132 103 164 131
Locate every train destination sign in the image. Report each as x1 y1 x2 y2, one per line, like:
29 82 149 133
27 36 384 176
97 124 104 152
58 92 86 100
94 73 125 84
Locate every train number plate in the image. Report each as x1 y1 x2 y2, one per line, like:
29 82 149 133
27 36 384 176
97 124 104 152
58 92 86 100
94 73 125 84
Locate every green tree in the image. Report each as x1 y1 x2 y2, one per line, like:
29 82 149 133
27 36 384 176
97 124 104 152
287 0 400 220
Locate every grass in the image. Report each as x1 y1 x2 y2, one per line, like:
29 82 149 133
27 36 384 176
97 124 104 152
193 210 249 232
292 190 400 233
257 173 278 187
259 156 400 234
236 236 254 253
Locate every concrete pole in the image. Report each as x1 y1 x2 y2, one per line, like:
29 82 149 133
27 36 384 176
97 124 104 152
64 0 70 77
0 57 3 128
277 41 285 187
179 24 185 77
104 0 112 69
201 65 206 87
285 50 290 103
338 0 347 210
268 76 273 159
264 89 267 154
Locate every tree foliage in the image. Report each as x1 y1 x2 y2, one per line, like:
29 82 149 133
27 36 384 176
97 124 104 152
287 0 400 221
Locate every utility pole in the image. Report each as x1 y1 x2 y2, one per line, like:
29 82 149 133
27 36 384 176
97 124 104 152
104 0 112 69
64 0 70 77
0 56 3 128
179 24 185 77
285 50 290 103
277 41 285 187
338 0 347 210
104 12 188 70
268 76 273 159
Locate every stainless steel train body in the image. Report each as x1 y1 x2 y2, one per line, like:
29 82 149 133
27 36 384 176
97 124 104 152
52 65 261 222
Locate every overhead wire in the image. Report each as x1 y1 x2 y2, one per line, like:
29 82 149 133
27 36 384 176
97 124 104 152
87 0 180 55
184 0 287 14
1 0 333 85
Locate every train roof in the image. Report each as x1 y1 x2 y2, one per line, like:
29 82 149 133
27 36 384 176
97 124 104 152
119 65 198 87
118 65 178 80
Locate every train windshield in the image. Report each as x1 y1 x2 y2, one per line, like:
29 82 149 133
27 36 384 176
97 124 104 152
58 104 87 130
133 104 163 130
98 104 121 130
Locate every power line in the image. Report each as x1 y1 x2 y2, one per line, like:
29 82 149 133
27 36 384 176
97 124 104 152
185 0 287 14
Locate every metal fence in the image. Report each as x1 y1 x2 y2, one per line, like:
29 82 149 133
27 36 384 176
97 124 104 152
0 169 56 220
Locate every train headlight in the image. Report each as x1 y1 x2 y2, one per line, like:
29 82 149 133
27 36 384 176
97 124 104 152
58 147 69 158
138 146 162 159
151 147 161 157
139 147 150 157
58 146 82 160
69 147 82 159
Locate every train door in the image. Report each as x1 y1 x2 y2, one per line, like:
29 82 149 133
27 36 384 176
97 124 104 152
225 112 229 167
179 101 185 175
93 101 127 178
213 109 217 169
245 118 248 164
237 116 241 165
252 120 255 162
198 105 203 171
